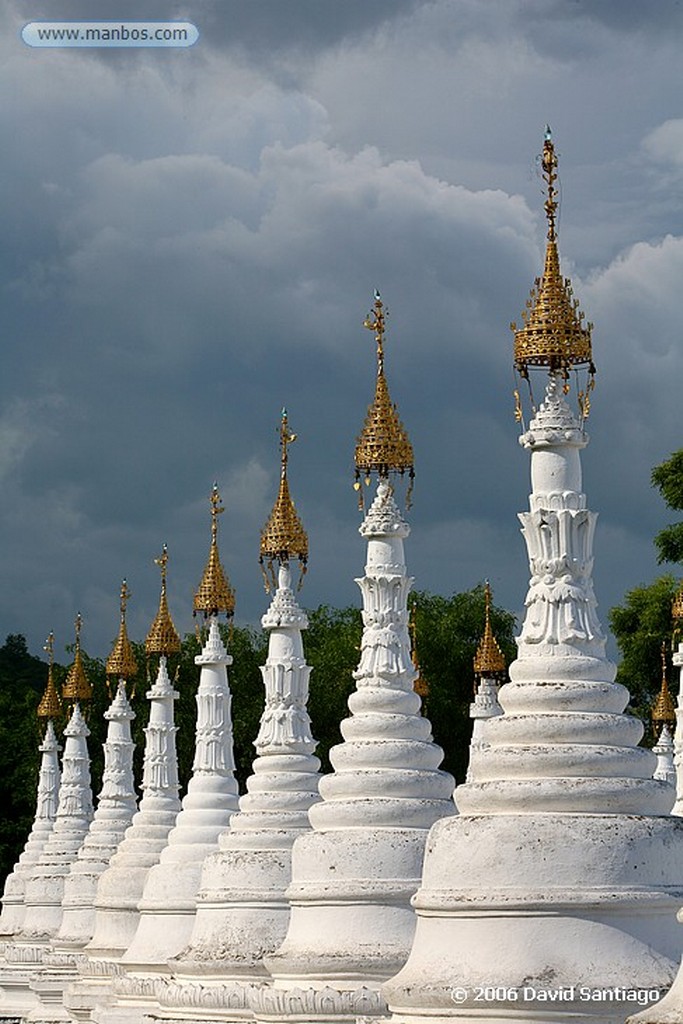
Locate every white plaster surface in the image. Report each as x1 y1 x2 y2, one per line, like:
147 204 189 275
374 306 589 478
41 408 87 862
261 482 455 1021
85 656 181 961
0 720 61 938
120 617 240 969
55 681 137 952
384 378 683 1024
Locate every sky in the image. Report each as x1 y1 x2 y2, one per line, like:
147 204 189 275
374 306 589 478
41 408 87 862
3 0 683 668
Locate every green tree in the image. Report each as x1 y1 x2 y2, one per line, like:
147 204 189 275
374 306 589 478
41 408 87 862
652 450 683 564
410 587 517 783
0 589 518 888
608 574 678 744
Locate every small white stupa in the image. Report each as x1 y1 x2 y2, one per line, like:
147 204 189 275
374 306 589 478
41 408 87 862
384 130 683 1024
161 410 321 1020
465 583 506 783
116 502 240 995
54 583 139 953
651 647 677 789
20 617 94 944
260 294 456 1024
0 634 62 939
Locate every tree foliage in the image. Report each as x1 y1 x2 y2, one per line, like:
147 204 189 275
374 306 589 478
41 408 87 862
0 587 517 886
608 574 678 745
652 450 683 564
410 587 517 782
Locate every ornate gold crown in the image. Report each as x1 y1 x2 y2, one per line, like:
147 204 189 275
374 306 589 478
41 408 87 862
473 582 507 682
107 581 139 677
193 484 235 618
511 129 595 419
260 409 308 592
652 643 676 737
37 631 62 719
354 291 414 507
62 613 93 703
146 548 181 655
672 581 683 626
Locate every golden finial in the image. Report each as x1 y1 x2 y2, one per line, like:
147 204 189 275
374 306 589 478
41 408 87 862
37 631 62 720
672 580 683 649
146 547 181 655
409 603 429 705
106 581 139 679
511 128 595 414
354 290 414 509
473 582 507 686
652 642 676 738
259 408 309 593
62 613 93 705
193 484 236 619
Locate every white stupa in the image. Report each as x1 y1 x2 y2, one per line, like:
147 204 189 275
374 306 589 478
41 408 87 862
651 649 677 789
160 410 321 1020
55 583 139 953
384 130 683 1024
654 725 676 786
0 634 62 939
672 590 683 816
0 623 94 1020
29 598 139 1024
465 583 506 783
259 294 456 1024
115 502 240 1005
20 617 94 944
66 568 182 1023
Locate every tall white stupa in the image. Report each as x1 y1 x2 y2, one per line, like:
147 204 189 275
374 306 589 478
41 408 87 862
160 410 321 1020
260 294 456 1023
32 593 139 1023
0 633 62 939
0 623 94 1020
384 130 683 1024
20 616 94 944
66 568 182 1023
54 583 138 953
114 501 241 1003
466 583 506 782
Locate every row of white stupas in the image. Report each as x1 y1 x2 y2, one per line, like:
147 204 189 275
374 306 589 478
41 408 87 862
2 129 683 1024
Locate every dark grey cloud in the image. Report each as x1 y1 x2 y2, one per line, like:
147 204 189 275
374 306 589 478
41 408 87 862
1 0 683 671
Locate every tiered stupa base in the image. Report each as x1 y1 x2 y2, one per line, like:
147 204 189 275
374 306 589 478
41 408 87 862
384 812 683 1024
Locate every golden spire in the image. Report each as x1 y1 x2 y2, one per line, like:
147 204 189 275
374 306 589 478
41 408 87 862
652 642 676 738
106 580 139 678
259 408 308 592
511 128 595 417
409 603 429 704
473 582 507 685
672 580 683 648
193 484 235 619
37 631 62 720
146 547 181 656
354 290 414 509
62 613 93 705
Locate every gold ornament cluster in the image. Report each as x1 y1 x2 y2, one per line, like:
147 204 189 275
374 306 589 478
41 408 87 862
260 409 308 592
354 291 414 507
193 485 236 619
